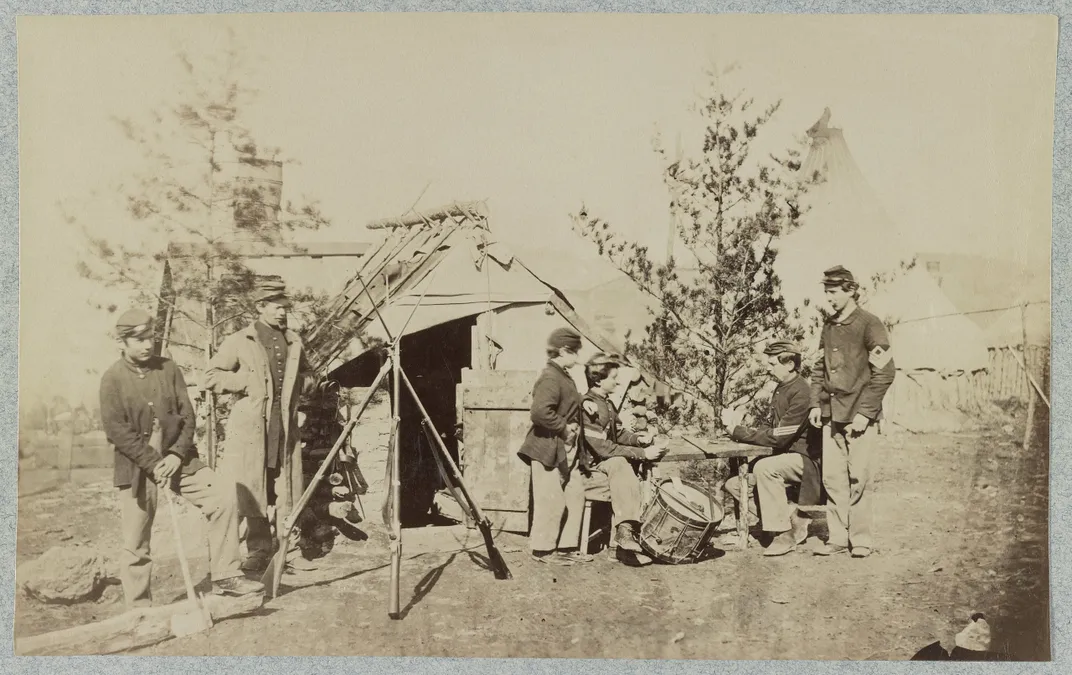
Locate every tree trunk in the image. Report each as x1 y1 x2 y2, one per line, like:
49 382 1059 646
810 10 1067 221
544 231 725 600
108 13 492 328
15 592 263 656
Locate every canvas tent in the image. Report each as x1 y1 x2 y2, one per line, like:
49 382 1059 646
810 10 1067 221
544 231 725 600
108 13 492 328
306 201 632 385
982 300 1050 349
302 201 650 528
775 110 991 433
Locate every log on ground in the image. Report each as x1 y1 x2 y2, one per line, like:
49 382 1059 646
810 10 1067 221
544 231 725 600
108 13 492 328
15 591 264 656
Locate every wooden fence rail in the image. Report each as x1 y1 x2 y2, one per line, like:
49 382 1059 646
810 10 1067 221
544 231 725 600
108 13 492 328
980 345 1050 403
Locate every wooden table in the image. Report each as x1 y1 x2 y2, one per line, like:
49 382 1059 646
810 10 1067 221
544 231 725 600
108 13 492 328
655 436 773 550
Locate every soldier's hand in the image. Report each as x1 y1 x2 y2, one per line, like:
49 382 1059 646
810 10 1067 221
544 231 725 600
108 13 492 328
643 444 668 462
808 407 823 428
848 413 871 436
154 454 182 482
635 432 653 446
720 407 745 430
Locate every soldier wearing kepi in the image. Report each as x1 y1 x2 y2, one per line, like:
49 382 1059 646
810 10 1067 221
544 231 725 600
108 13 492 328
206 276 319 574
517 327 589 566
576 352 668 565
99 309 263 608
721 340 822 557
808 266 896 559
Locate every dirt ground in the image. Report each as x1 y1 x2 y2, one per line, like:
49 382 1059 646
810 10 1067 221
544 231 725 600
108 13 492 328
14 416 1049 661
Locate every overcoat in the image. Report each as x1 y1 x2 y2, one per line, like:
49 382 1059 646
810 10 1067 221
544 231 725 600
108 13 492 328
205 324 312 519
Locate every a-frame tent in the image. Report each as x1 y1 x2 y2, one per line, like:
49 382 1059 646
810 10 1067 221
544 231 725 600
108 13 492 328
302 201 649 528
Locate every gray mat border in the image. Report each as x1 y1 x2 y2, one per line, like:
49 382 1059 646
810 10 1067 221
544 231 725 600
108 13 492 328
0 1 1067 672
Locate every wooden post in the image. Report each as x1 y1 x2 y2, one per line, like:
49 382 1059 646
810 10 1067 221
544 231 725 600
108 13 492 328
206 297 218 470
62 380 78 482
62 417 75 483
1021 304 1036 451
388 340 402 619
738 459 749 549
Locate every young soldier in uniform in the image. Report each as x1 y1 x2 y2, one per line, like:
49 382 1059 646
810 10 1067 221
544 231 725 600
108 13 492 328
721 340 822 556
517 327 589 566
206 276 319 574
99 309 263 608
575 353 668 565
807 266 896 559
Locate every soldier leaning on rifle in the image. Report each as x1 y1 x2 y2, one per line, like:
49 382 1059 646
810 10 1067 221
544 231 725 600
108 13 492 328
720 340 822 557
807 265 896 559
99 309 263 609
517 327 589 566
574 352 668 566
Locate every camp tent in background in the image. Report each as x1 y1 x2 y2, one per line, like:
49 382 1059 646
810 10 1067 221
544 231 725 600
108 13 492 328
981 300 1050 349
915 251 1050 404
774 107 917 312
520 251 660 358
867 266 993 432
775 109 993 433
292 201 661 529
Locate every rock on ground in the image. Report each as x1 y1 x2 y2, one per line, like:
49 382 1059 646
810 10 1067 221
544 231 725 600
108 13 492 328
18 545 115 605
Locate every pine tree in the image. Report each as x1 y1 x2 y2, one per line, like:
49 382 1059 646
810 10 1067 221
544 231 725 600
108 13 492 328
574 69 816 431
67 30 334 462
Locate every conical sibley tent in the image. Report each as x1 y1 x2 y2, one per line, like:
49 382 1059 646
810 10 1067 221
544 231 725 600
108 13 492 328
776 110 992 432
774 109 916 312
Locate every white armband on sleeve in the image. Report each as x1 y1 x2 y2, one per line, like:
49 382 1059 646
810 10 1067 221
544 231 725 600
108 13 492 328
869 345 893 368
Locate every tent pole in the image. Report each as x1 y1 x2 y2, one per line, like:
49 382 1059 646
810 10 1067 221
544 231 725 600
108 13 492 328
387 337 403 619
1021 304 1036 452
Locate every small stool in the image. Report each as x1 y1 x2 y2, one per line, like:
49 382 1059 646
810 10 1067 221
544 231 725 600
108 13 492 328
579 495 614 555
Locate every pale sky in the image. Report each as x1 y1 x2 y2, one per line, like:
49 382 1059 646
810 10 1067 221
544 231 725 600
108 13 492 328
18 13 1058 406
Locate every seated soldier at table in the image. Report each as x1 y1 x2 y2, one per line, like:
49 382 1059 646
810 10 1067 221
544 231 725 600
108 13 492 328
721 340 822 557
577 353 669 565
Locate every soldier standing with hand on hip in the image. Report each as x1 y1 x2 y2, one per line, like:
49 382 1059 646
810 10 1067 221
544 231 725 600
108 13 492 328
808 266 896 559
205 276 319 575
99 309 263 608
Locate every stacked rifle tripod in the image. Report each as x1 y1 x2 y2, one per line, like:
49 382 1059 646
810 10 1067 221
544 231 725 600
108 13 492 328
260 273 512 619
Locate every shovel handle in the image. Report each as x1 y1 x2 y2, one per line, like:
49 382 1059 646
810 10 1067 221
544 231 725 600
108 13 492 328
162 486 199 606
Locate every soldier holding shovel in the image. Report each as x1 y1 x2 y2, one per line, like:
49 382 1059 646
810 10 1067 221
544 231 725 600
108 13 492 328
99 309 262 609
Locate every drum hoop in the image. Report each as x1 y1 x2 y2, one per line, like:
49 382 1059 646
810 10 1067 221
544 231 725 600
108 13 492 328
641 490 716 564
655 479 717 527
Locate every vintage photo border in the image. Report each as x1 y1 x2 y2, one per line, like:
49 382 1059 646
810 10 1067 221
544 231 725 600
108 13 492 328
0 0 1068 672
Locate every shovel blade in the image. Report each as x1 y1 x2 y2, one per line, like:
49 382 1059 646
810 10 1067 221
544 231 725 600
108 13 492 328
170 596 214 637
170 610 212 637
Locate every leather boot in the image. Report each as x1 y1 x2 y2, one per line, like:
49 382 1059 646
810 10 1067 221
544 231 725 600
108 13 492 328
790 510 809 544
616 522 643 553
763 531 797 557
616 547 654 567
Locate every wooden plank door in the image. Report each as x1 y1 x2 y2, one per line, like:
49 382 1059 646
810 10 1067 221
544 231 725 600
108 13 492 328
457 368 539 533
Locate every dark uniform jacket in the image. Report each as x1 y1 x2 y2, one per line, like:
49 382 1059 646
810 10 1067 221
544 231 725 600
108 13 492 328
517 361 581 470
810 306 896 424
810 307 896 424
729 374 822 506
579 390 646 471
99 356 204 495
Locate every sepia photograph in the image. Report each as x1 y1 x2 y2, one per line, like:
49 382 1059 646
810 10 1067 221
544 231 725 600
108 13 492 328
13 11 1057 661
